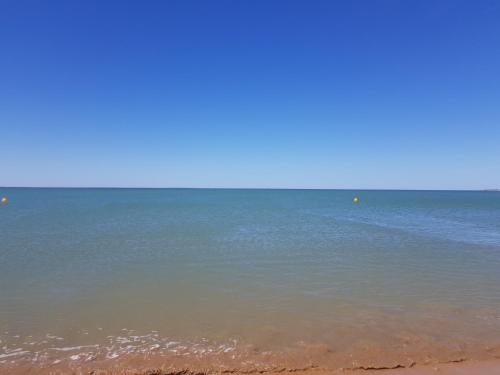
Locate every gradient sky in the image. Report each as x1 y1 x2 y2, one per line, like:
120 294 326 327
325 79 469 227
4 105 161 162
1 0 499 189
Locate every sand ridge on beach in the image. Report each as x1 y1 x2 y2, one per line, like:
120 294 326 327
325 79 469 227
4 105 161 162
2 358 500 375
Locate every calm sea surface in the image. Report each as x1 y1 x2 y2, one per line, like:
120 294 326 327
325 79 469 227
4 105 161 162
1 188 500 369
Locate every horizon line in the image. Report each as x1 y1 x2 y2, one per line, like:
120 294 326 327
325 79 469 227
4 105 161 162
1 186 498 192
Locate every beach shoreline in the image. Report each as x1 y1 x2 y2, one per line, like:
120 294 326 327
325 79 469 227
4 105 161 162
2 358 500 375
2 347 500 375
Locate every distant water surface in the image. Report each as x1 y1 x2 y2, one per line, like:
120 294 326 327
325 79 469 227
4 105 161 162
1 188 500 370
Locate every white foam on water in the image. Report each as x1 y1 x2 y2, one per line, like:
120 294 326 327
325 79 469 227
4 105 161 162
0 330 240 367
49 345 99 352
46 334 64 341
0 351 30 359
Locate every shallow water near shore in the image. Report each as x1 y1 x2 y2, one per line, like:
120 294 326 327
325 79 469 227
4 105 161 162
1 188 500 372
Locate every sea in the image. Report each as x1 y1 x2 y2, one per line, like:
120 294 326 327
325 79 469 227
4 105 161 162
1 188 500 371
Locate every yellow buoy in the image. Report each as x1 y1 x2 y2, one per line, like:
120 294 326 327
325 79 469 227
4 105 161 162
1 197 7 205
353 196 359 203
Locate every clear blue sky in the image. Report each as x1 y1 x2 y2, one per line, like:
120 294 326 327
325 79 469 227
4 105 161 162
1 0 499 189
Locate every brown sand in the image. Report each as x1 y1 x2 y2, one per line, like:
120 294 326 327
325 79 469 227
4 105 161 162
2 360 500 375
2 333 500 375
2 353 500 375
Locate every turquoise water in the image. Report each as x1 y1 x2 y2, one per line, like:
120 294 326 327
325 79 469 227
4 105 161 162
1 188 500 368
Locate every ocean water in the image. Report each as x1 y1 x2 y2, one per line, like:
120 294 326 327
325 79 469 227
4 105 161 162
1 188 500 370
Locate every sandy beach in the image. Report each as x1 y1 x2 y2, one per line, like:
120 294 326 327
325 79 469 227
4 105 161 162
2 338 500 375
2 358 500 375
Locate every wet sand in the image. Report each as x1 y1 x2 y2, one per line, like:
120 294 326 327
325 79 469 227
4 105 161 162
2 342 500 375
2 358 500 375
